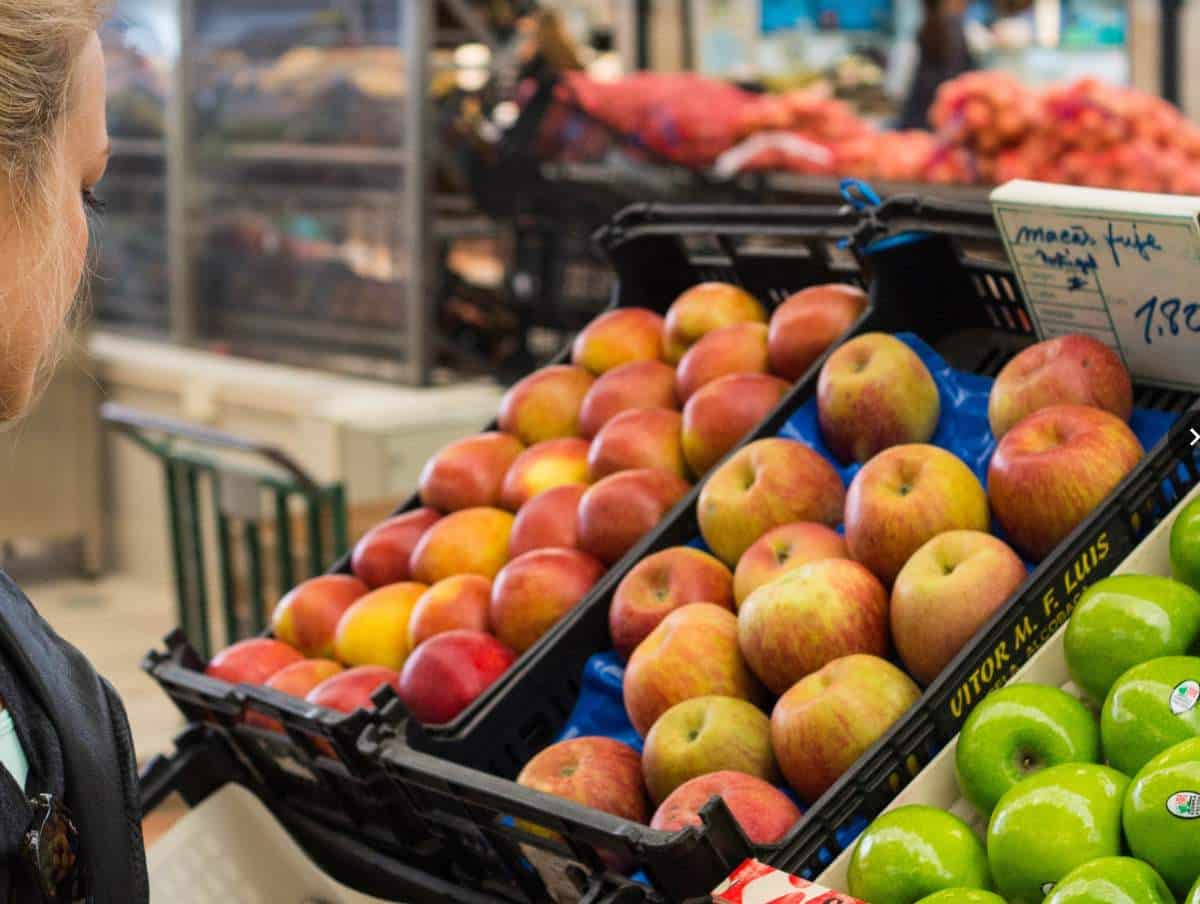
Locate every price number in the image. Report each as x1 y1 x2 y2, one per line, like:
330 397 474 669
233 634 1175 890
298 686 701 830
1133 296 1200 345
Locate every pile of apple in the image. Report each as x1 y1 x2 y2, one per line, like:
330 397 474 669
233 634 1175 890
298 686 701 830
514 331 1148 857
198 280 867 732
844 492 1200 903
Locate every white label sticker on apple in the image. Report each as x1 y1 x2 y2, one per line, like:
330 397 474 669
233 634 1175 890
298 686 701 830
1171 680 1200 715
1167 791 1200 819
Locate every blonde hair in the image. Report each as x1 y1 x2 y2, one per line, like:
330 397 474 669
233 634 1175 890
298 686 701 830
0 1 104 420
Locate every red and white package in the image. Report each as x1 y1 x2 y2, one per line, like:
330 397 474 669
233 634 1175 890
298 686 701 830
712 859 867 904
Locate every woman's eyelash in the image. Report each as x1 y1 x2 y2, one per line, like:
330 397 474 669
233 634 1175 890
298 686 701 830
82 189 106 214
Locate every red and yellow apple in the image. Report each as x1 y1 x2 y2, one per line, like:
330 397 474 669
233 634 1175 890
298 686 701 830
817 332 940 464
988 404 1142 560
409 507 514 583
844 444 989 586
768 283 868 381
588 408 687 481
270 574 367 659
205 638 303 686
651 771 802 844
579 359 678 438
681 373 790 476
891 530 1027 685
698 437 845 567
333 581 428 670
246 658 343 732
571 307 665 375
489 547 605 653
507 483 587 558
577 469 691 565
609 546 734 658
738 558 889 694
499 437 591 511
498 364 594 445
988 334 1133 438
407 574 492 649
398 629 517 723
663 282 767 364
305 664 401 714
517 736 649 825
641 695 777 805
733 521 848 608
350 508 441 588
772 654 921 802
418 432 524 512
674 322 769 402
623 603 766 737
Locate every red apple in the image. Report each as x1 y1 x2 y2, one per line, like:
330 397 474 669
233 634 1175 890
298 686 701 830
572 308 665 375
490 548 605 652
988 334 1133 438
675 322 769 402
407 574 492 648
205 638 303 685
418 432 525 512
588 408 687 481
698 438 845 567
398 629 517 723
681 373 790 476
768 284 868 381
507 484 587 558
577 469 691 565
623 603 766 737
817 332 940 464
733 522 849 607
350 508 441 588
246 658 344 732
517 736 649 825
651 771 802 844
270 574 367 659
663 282 767 364
772 654 921 802
305 664 401 714
844 444 989 587
988 404 1142 561
408 507 514 583
891 530 1027 685
498 365 594 445
500 437 591 511
609 546 734 658
579 360 678 438
738 558 889 694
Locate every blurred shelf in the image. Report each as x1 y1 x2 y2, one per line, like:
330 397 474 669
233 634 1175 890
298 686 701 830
111 137 166 159
215 143 408 168
759 172 993 204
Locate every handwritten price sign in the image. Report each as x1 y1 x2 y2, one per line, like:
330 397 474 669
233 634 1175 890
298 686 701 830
992 180 1200 392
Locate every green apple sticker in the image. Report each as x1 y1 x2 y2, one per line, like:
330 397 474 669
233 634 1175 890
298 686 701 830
1172 679 1200 715
1167 789 1200 818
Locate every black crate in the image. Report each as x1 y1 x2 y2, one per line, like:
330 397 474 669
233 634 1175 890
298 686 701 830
357 197 1200 903
142 203 864 879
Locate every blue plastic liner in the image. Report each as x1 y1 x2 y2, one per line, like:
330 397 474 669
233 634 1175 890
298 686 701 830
554 332 1178 874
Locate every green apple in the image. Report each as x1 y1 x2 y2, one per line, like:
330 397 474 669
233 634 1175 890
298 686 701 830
956 683 1100 815
1043 856 1174 903
1064 574 1200 703
1171 495 1200 592
987 763 1128 903
847 805 992 904
1101 655 1200 776
1123 736 1200 896
1187 875 1200 904
915 892 1007 904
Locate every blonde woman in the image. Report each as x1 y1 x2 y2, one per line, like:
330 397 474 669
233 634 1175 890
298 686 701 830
0 4 148 900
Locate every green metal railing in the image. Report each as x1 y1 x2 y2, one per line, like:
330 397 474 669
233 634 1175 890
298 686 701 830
102 403 348 659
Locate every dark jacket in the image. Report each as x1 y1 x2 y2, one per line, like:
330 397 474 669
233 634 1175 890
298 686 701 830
0 572 148 902
897 14 976 131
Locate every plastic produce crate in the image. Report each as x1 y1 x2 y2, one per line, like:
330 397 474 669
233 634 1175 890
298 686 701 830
141 203 864 886
356 197 1199 903
811 479 1200 893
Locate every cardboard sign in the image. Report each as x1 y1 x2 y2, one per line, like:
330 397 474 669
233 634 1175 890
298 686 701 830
991 180 1200 393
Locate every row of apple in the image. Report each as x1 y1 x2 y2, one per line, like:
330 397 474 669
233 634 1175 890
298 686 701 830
509 330 1149 858
194 279 868 730
843 493 1200 902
